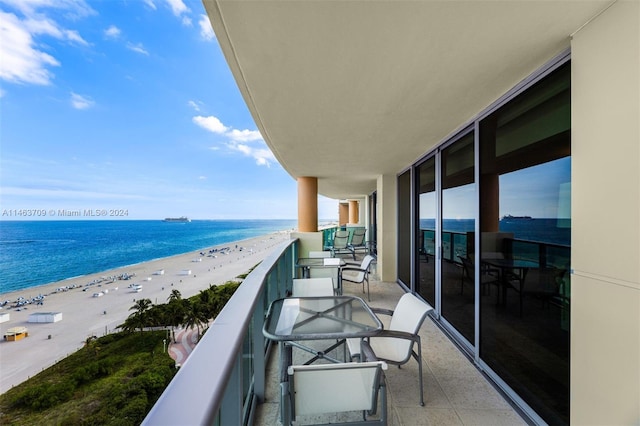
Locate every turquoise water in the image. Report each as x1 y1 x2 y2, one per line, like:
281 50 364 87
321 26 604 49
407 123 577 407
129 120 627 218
0 220 297 294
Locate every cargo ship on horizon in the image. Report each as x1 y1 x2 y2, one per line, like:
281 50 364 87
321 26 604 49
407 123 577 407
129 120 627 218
501 214 533 221
163 217 191 223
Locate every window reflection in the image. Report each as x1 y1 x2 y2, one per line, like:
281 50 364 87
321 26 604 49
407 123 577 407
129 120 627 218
441 132 475 344
480 62 571 425
416 157 435 306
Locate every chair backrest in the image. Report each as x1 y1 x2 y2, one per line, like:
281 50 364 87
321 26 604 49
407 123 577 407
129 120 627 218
288 361 387 416
361 255 375 271
308 251 332 258
350 228 366 246
388 294 433 355
308 267 339 291
343 255 374 283
335 229 349 238
292 278 334 297
459 256 474 278
333 233 349 249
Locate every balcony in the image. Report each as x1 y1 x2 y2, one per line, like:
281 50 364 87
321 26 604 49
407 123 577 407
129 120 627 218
143 238 526 426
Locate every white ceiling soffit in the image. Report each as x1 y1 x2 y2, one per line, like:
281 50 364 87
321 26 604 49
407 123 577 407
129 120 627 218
204 0 612 200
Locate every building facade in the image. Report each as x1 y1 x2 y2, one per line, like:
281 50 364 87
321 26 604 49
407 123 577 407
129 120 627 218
204 1 639 424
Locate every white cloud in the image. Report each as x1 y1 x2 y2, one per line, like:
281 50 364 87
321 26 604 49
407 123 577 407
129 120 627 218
63 28 87 46
24 17 88 46
0 0 96 20
0 12 60 85
193 115 228 134
0 0 94 87
143 0 157 11
104 25 120 39
198 14 215 41
193 115 274 167
70 92 94 109
227 129 262 143
187 100 201 111
227 143 276 167
126 42 149 56
166 0 189 17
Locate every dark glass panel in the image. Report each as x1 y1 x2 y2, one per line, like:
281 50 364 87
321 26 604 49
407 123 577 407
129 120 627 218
397 170 412 287
479 62 571 425
416 156 436 305
441 132 475 343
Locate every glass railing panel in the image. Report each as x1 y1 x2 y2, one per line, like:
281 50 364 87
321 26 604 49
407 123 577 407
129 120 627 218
442 232 452 261
510 239 540 262
143 239 298 426
452 233 467 260
421 229 435 257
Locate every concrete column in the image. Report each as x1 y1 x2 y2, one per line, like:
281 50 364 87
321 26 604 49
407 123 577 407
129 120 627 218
571 2 639 423
377 174 397 282
480 174 500 232
479 115 500 232
297 177 318 232
348 200 359 224
339 202 349 226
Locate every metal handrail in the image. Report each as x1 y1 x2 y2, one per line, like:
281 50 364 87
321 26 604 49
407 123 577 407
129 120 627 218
142 238 298 426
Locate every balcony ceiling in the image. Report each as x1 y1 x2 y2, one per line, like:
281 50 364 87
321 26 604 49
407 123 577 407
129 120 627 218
203 0 612 200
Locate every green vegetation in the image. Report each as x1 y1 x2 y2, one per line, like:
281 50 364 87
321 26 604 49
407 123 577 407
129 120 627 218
0 279 243 425
118 281 240 340
0 331 175 425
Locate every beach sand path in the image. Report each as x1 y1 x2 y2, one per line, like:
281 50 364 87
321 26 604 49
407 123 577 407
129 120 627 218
0 232 291 394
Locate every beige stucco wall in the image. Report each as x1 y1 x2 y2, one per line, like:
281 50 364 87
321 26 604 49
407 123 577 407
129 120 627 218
571 1 640 424
290 231 324 259
377 174 398 282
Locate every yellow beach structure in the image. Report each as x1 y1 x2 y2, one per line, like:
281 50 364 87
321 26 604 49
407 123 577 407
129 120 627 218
4 327 28 342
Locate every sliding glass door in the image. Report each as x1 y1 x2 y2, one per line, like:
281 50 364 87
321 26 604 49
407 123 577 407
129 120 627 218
479 62 571 425
406 58 570 425
416 157 436 306
440 132 476 344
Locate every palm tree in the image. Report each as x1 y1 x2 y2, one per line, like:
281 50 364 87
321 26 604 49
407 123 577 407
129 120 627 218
182 300 208 340
166 291 185 343
128 298 153 334
167 289 182 303
84 336 100 356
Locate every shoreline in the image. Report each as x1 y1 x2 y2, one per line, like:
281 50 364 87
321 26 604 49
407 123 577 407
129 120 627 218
0 231 291 300
0 230 292 394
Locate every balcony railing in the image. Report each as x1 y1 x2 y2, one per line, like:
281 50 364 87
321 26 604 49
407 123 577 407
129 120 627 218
142 238 299 426
322 225 366 250
420 229 570 269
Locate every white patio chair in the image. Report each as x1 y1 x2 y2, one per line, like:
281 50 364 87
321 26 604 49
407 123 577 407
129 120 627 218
307 251 340 293
284 361 388 425
340 255 375 301
348 293 433 405
308 250 332 258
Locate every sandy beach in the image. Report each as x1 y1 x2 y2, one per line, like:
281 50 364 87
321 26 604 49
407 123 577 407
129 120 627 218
0 231 292 394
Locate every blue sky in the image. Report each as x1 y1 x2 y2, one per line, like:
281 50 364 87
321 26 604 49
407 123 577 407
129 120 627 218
0 0 337 221
420 157 571 219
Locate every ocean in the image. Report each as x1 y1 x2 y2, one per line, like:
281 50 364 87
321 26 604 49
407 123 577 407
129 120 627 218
420 218 571 246
1 218 570 295
0 220 298 295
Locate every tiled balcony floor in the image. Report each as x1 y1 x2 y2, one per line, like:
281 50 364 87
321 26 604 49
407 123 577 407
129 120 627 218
255 264 528 426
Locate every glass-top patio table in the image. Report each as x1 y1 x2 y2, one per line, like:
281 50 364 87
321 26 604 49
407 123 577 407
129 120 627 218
263 295 382 345
295 257 347 293
263 295 383 422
